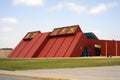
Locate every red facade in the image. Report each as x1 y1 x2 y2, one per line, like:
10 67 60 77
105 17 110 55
87 40 120 56
8 25 120 58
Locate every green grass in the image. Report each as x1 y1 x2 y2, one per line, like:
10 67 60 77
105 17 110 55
0 58 120 71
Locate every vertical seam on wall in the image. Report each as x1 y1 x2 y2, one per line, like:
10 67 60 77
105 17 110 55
9 40 24 57
105 41 107 56
116 41 118 56
45 38 57 57
54 37 66 57
16 41 29 57
24 34 42 57
63 36 75 57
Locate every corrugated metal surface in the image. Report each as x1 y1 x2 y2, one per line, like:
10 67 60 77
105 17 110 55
8 25 120 58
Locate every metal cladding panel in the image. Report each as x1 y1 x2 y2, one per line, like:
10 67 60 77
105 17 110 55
64 32 83 57
25 32 50 58
87 40 106 56
7 40 24 58
10 41 29 58
87 40 120 56
55 36 75 57
17 33 42 58
71 34 88 57
98 41 106 56
118 42 120 56
46 37 65 57
8 31 40 58
88 40 98 56
107 41 116 56
37 38 57 58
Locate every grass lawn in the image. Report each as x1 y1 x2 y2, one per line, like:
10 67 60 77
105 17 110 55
0 58 120 71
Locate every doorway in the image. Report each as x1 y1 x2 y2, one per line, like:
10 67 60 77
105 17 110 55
94 44 101 56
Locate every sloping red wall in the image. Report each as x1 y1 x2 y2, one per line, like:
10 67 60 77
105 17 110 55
71 34 88 57
37 38 57 57
7 40 29 58
55 36 74 57
37 25 84 58
8 25 120 58
37 32 87 58
64 33 87 57
8 31 49 58
25 32 49 58
8 31 41 58
8 25 86 58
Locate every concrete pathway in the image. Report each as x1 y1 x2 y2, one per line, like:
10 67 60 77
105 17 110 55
0 66 120 80
0 75 40 80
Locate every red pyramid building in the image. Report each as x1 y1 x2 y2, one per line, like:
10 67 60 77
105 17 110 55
8 25 120 58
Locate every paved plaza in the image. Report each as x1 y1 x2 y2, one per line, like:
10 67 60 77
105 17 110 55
0 66 120 80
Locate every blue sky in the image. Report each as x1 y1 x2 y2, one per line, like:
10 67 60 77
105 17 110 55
0 0 120 48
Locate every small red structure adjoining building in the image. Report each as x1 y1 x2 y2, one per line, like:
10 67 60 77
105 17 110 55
8 25 120 58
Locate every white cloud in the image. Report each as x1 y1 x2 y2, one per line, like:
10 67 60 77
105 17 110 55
0 27 14 32
48 2 118 14
66 3 86 13
0 17 18 24
107 2 118 8
90 4 107 14
49 4 64 12
89 2 118 14
13 0 44 6
49 2 86 14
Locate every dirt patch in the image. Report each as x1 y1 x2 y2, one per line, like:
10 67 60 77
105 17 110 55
0 48 13 58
